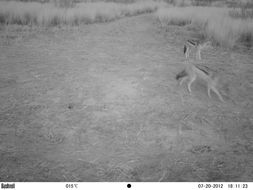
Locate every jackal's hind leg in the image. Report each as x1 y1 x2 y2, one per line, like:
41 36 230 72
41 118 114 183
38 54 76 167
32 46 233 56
179 76 188 86
196 47 201 60
207 86 211 98
187 75 196 94
212 87 224 102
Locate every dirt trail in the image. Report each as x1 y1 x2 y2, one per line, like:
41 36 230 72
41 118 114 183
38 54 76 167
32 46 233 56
0 14 253 181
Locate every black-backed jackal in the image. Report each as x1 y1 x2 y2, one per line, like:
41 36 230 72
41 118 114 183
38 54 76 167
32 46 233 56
184 39 212 60
176 61 224 102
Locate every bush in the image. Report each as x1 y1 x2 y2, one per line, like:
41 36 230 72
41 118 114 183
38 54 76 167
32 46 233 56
0 1 164 26
50 0 75 8
156 6 253 48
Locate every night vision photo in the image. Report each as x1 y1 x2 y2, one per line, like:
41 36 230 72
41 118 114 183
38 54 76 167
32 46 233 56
0 0 252 182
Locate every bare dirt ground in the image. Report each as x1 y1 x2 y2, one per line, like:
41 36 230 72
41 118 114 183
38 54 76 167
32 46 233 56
0 14 253 182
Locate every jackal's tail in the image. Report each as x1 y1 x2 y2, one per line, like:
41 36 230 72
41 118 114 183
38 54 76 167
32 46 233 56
183 45 187 55
176 70 187 80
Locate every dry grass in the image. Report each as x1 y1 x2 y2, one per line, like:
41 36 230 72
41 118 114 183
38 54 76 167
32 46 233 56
156 6 253 48
0 1 164 26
